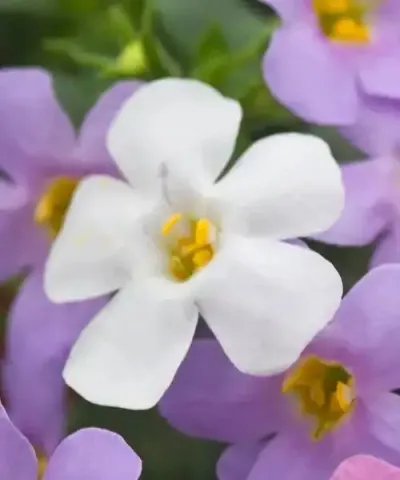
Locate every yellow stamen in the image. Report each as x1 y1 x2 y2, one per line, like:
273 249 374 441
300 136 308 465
34 176 79 239
36 450 47 480
161 213 182 236
283 355 355 440
162 213 216 282
332 17 369 42
192 248 213 268
195 219 210 246
336 381 354 410
312 0 374 44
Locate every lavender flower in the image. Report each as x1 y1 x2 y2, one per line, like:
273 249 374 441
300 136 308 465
0 401 142 480
314 95 400 266
0 68 141 454
161 265 400 480
261 0 400 125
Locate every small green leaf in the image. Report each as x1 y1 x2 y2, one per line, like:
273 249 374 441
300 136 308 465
193 24 229 68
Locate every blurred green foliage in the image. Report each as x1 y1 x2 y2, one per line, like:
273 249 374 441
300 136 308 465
0 0 372 478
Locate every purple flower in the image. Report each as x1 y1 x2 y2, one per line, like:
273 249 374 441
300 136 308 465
261 0 400 125
0 401 142 480
0 68 141 454
314 94 400 266
160 265 400 480
330 455 400 480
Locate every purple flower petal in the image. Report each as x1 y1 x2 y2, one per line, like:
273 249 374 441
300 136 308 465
0 68 75 181
263 25 358 125
217 442 266 480
331 455 400 480
2 266 108 455
247 432 341 480
364 393 400 455
313 158 393 246
340 96 400 156
314 265 400 392
360 49 400 100
77 81 143 174
43 428 142 480
0 402 37 480
0 208 48 282
370 222 400 267
160 340 285 443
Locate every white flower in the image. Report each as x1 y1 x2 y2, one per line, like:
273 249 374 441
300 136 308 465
44 78 344 410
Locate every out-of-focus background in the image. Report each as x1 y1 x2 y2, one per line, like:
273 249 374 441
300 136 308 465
0 0 370 478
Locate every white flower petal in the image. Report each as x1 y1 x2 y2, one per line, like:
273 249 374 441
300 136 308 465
45 175 150 303
107 78 242 199
211 133 344 239
196 236 343 375
63 279 198 409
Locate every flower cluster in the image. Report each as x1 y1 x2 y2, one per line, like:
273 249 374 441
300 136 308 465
1 0 400 478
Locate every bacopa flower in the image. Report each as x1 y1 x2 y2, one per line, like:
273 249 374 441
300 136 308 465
160 265 400 480
0 68 141 453
314 95 400 267
331 455 400 480
0 401 142 480
261 0 400 125
44 78 344 410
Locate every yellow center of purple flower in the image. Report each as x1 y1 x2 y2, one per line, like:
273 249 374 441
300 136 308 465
161 213 216 281
283 355 355 440
34 176 79 239
313 0 375 44
36 449 47 480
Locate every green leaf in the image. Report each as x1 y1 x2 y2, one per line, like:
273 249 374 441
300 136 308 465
193 24 229 68
140 0 182 77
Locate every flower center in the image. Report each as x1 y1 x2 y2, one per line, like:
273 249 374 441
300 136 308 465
36 449 47 480
283 355 355 440
312 0 375 44
161 213 216 282
34 176 79 239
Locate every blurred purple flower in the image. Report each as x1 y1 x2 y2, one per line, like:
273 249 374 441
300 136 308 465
261 0 400 125
330 455 400 480
314 95 400 266
0 401 142 480
0 68 141 454
160 265 400 480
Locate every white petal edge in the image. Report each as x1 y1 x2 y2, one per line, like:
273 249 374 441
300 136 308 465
211 133 344 239
107 78 242 194
45 175 150 303
196 236 343 375
63 279 198 409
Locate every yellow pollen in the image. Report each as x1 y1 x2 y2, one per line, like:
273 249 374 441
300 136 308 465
162 213 216 282
283 355 355 440
312 0 374 44
34 176 79 239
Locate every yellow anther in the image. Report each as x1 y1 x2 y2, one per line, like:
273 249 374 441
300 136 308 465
195 219 210 246
162 213 182 236
162 214 216 281
312 0 373 44
34 176 78 239
283 355 355 441
332 17 369 43
336 381 353 411
192 248 213 268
